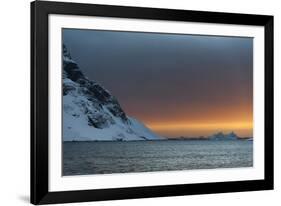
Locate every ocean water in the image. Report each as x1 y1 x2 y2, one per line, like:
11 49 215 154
63 140 253 176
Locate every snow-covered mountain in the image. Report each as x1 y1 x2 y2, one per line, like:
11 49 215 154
62 45 163 141
208 131 239 140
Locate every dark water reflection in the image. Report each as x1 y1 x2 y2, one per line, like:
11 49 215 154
63 140 253 176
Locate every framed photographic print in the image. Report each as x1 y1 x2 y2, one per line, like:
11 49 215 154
31 0 274 204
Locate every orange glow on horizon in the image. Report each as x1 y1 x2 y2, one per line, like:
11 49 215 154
145 121 253 137
125 102 253 137
149 122 252 130
126 102 253 138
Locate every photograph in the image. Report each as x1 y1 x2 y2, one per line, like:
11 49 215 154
62 29 254 176
30 1 273 204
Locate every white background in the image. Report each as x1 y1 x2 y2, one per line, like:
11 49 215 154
0 0 279 205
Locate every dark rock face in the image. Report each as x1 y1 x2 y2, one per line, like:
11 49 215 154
63 45 128 128
64 62 85 82
63 82 76 95
63 44 85 82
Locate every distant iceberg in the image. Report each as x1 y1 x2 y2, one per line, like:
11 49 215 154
208 131 239 140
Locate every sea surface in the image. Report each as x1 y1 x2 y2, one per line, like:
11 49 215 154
63 140 253 176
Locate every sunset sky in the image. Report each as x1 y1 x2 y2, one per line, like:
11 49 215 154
63 29 253 138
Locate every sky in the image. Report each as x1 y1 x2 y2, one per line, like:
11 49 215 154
63 28 253 138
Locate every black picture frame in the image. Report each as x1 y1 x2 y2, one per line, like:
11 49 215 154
31 0 274 204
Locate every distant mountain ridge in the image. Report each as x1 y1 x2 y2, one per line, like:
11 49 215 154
63 45 162 141
168 132 252 140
